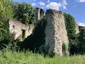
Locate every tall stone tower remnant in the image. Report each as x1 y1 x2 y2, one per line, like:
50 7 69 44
44 9 69 56
36 8 45 22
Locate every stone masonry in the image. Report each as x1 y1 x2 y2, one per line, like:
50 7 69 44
36 8 45 22
9 8 70 56
9 19 34 41
44 9 69 56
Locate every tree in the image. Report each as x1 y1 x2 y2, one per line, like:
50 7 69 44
0 0 13 19
78 27 85 53
0 0 13 43
64 13 79 55
12 2 36 24
64 13 76 39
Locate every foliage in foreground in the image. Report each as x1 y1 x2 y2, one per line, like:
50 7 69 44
0 0 13 43
0 49 85 64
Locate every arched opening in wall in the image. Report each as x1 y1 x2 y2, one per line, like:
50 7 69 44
22 29 26 40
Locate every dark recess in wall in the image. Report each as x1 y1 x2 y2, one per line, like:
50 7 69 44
19 18 47 53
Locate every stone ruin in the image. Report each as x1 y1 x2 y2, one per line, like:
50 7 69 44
44 9 69 56
8 19 34 41
31 8 69 56
36 8 45 22
8 8 70 56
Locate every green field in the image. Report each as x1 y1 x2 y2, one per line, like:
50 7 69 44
0 49 85 64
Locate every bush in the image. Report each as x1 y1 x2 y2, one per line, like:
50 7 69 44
62 43 69 56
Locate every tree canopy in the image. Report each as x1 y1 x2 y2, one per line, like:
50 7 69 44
0 0 13 19
64 13 79 54
0 0 13 42
78 27 85 53
12 2 36 24
64 13 76 39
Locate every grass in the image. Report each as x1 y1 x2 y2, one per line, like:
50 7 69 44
0 49 85 64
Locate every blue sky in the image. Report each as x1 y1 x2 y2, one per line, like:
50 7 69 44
13 0 85 26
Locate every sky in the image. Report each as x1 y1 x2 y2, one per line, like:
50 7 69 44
13 0 85 26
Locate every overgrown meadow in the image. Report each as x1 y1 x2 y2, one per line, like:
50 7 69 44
0 48 85 64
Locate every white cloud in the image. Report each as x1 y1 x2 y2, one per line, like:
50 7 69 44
46 0 67 10
61 0 67 5
79 0 85 2
78 22 85 26
32 0 67 10
61 0 67 9
41 7 44 9
63 6 67 9
38 2 45 6
46 2 62 10
32 3 36 6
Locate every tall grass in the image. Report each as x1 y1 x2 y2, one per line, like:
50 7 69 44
0 48 85 64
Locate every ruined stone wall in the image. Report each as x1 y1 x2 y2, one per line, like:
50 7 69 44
10 8 69 56
36 8 40 21
44 9 69 56
75 24 79 34
36 8 45 22
9 19 34 40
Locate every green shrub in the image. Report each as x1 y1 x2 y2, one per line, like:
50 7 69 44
62 43 69 56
